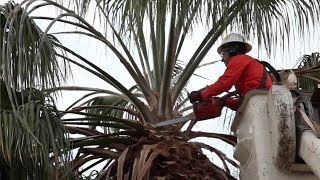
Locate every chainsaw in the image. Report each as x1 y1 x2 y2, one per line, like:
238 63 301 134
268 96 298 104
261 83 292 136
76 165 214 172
154 97 224 133
153 90 240 130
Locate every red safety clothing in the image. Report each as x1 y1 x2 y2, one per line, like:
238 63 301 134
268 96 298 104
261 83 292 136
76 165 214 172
201 54 272 110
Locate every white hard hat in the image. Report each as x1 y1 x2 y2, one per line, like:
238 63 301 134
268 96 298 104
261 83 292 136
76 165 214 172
217 33 252 54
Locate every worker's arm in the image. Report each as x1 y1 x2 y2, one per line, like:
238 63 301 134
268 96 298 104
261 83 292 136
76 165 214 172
201 55 252 99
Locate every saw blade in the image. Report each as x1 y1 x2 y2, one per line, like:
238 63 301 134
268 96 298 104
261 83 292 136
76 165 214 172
154 114 194 127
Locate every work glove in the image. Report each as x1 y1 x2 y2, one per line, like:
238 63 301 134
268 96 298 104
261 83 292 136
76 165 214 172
220 97 226 107
213 97 224 111
188 90 202 104
224 98 241 111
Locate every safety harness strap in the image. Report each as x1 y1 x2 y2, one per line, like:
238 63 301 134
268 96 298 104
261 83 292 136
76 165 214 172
259 60 281 82
258 60 281 89
259 67 268 89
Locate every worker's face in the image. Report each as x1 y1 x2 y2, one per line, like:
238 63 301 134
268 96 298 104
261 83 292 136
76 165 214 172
220 49 231 66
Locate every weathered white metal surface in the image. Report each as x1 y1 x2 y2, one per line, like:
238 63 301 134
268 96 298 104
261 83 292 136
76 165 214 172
267 85 296 170
233 138 252 165
232 86 318 180
231 89 269 132
298 130 320 178
233 91 268 180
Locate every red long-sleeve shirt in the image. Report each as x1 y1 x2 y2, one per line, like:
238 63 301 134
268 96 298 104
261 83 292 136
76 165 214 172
201 54 272 110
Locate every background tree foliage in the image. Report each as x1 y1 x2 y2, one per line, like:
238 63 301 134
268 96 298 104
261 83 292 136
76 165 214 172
0 0 320 179
296 52 320 91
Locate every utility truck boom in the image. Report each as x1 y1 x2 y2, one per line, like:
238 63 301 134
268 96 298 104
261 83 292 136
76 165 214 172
232 85 320 180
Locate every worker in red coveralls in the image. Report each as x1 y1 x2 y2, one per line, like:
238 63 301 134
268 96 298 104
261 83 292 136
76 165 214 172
189 33 273 114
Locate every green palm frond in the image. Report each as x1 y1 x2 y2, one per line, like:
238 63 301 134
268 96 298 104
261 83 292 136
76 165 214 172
85 85 141 119
44 0 320 119
0 2 71 179
0 100 71 179
295 52 320 91
0 1 69 90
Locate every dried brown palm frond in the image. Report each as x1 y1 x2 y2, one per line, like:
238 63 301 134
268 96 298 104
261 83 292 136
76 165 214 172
98 130 237 180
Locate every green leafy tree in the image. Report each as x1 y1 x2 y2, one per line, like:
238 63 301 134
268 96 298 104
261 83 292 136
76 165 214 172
295 52 320 91
0 1 71 179
1 0 320 179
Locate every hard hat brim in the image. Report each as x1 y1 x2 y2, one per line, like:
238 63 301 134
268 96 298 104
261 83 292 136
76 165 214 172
217 42 252 54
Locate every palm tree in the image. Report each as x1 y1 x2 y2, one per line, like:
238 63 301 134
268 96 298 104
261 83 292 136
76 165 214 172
1 0 320 179
0 1 71 179
295 52 320 91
